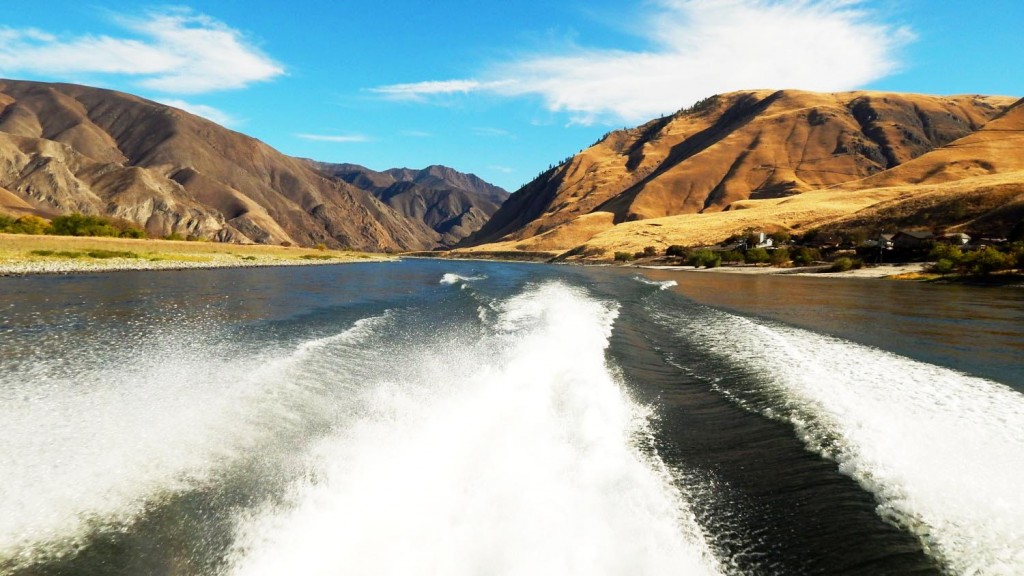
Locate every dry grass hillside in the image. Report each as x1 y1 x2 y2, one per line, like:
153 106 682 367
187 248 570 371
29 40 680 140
0 79 459 251
462 90 1023 257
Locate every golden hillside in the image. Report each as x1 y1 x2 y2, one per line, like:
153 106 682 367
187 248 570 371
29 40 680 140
463 90 1022 256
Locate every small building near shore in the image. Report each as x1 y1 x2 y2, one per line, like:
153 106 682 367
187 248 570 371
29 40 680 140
937 232 972 245
714 242 745 252
808 232 842 250
745 231 774 249
892 230 935 250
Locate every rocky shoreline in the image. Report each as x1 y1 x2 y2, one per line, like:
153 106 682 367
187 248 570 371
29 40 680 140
638 262 930 279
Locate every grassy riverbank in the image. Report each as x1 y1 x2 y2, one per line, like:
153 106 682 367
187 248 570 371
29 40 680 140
0 234 390 275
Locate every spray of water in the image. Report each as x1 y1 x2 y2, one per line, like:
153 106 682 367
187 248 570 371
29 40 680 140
1 279 720 575
229 282 721 576
633 276 678 290
440 273 487 285
674 310 1024 575
0 317 385 570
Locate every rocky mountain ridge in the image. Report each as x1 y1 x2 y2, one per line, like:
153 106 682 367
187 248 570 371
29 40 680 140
309 162 508 246
463 89 1023 254
0 79 504 250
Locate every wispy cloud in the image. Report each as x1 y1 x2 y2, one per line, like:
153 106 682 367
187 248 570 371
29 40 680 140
400 130 433 138
156 98 237 127
295 133 371 143
372 0 913 124
472 127 514 138
488 165 515 174
369 79 514 100
0 8 283 94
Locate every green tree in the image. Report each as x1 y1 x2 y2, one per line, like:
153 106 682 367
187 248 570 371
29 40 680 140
745 248 770 264
829 257 863 272
50 214 118 237
665 245 689 258
929 243 963 264
1012 244 1024 269
687 249 721 268
48 213 144 238
11 215 50 235
792 247 821 266
969 247 1011 275
769 248 791 266
720 250 744 263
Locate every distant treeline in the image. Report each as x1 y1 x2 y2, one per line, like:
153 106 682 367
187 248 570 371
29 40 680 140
562 221 1024 277
0 213 146 239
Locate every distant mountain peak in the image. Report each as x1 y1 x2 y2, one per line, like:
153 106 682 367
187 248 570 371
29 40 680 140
310 162 509 247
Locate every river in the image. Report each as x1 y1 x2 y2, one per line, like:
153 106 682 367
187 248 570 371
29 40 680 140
1 260 1021 575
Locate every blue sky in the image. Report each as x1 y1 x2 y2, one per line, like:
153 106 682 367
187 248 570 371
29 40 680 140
0 1 1021 191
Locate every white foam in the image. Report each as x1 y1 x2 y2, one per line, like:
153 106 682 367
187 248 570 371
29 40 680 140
633 275 678 290
0 319 385 568
678 311 1024 575
230 283 721 576
440 272 487 285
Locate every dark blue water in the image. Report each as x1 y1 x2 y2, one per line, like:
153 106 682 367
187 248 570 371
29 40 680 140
1 260 1021 575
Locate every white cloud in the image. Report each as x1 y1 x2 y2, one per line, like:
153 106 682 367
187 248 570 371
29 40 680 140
488 165 515 174
0 9 283 94
372 0 913 124
156 98 238 127
370 79 513 100
295 133 371 143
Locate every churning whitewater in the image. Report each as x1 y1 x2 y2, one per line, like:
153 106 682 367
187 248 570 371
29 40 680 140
0 310 396 571
653 305 1024 575
0 273 720 576
229 281 720 575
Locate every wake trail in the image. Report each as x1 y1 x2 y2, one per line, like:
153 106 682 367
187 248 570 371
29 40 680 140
662 307 1024 575
229 281 722 576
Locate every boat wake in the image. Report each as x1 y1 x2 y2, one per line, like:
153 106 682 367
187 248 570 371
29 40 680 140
0 280 721 575
0 315 390 571
656 306 1024 574
229 283 721 575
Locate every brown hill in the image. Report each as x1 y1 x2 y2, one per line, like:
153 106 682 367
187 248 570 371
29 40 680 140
844 98 1024 188
311 162 508 246
822 98 1024 234
0 79 444 250
464 90 1021 254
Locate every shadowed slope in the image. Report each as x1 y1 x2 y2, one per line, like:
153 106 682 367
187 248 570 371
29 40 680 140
0 79 439 250
313 162 509 247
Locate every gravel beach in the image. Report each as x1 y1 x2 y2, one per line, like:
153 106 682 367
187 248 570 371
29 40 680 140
0 254 391 276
